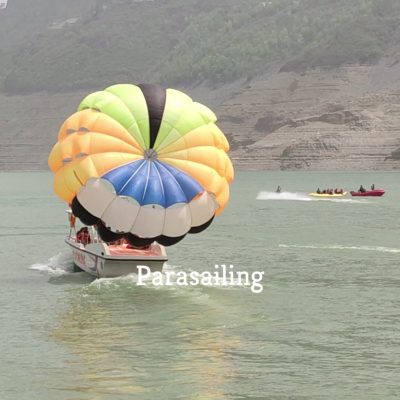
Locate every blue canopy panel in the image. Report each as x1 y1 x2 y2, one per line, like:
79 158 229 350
101 159 203 207
102 159 146 193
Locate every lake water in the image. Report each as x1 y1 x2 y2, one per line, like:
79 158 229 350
1 171 400 399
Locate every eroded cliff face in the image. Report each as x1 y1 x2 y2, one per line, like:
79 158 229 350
0 91 87 170
218 62 400 170
1 62 400 171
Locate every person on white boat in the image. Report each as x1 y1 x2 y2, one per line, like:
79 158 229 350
77 227 91 245
69 213 76 229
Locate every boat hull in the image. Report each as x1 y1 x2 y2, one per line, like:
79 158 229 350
65 238 167 278
350 190 385 197
308 192 347 198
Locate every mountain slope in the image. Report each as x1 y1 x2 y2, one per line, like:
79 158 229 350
1 0 399 93
2 0 400 171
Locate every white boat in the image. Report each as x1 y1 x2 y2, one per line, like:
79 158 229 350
65 218 167 278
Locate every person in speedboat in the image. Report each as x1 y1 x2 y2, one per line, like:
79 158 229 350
359 185 366 193
371 184 375 190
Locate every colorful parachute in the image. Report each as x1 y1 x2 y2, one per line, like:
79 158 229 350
48 84 233 247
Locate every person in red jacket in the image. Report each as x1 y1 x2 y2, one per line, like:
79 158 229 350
77 227 91 245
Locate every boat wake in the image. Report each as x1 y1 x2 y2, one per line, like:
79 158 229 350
256 191 368 203
30 256 250 292
89 263 248 292
30 252 76 275
256 191 312 202
279 244 400 253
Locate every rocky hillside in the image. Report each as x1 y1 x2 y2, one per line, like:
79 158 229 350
2 60 400 171
221 62 400 170
1 0 400 171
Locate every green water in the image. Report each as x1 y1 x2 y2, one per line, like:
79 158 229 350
1 171 400 399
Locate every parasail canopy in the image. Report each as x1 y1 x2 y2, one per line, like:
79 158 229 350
48 83 233 247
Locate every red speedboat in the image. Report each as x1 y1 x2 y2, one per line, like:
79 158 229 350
350 189 385 197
